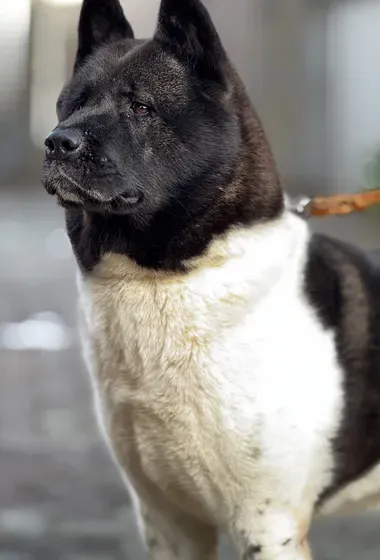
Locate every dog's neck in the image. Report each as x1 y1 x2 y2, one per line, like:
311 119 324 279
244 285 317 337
66 92 284 273
84 210 305 298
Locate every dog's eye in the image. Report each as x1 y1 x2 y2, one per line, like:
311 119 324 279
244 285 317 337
131 101 150 116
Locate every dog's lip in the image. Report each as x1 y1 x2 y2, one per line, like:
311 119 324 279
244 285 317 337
42 169 143 209
56 187 143 210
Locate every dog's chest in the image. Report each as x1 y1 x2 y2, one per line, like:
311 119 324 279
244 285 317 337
78 220 343 521
80 260 267 454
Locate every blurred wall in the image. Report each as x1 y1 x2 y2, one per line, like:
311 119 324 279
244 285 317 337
328 0 380 192
0 0 31 180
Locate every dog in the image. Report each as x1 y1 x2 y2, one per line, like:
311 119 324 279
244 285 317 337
41 0 380 558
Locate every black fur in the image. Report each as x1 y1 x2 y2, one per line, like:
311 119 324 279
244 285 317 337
41 0 283 271
304 235 380 502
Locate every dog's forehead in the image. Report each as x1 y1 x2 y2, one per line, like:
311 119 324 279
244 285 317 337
122 42 188 98
80 40 189 105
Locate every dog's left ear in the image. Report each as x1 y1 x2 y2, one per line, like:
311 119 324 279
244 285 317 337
75 0 134 70
154 0 226 81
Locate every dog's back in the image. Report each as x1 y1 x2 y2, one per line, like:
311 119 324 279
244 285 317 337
306 235 380 516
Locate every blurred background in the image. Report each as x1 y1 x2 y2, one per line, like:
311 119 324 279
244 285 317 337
1 0 380 559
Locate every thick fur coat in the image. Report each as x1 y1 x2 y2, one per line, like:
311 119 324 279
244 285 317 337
42 1 380 558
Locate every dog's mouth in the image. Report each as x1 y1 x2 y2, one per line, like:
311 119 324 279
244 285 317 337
42 166 143 214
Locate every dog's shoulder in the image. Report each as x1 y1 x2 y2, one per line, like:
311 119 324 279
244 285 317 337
304 232 380 332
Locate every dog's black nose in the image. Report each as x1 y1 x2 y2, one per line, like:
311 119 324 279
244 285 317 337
45 128 83 159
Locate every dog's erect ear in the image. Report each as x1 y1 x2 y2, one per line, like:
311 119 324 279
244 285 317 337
154 0 226 80
75 0 134 69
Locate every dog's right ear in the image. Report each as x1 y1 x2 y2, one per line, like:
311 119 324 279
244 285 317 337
75 0 134 70
154 0 226 82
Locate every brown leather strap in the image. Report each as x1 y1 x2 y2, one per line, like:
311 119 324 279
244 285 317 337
309 189 380 217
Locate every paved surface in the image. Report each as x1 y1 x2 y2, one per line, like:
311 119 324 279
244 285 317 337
1 185 380 559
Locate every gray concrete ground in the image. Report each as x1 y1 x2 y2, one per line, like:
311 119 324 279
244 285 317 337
1 186 380 559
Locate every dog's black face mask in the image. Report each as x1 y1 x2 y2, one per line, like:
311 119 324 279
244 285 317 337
42 0 282 270
42 0 239 219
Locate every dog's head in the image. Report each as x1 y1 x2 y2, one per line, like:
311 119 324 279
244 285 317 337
42 0 283 270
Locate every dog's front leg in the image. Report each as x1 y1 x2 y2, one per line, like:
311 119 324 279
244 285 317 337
230 507 312 560
136 499 218 560
99 401 218 559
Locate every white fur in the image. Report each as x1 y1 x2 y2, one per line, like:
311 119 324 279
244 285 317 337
78 211 347 558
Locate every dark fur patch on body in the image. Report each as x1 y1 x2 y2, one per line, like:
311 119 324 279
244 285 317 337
304 234 380 502
243 544 263 559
